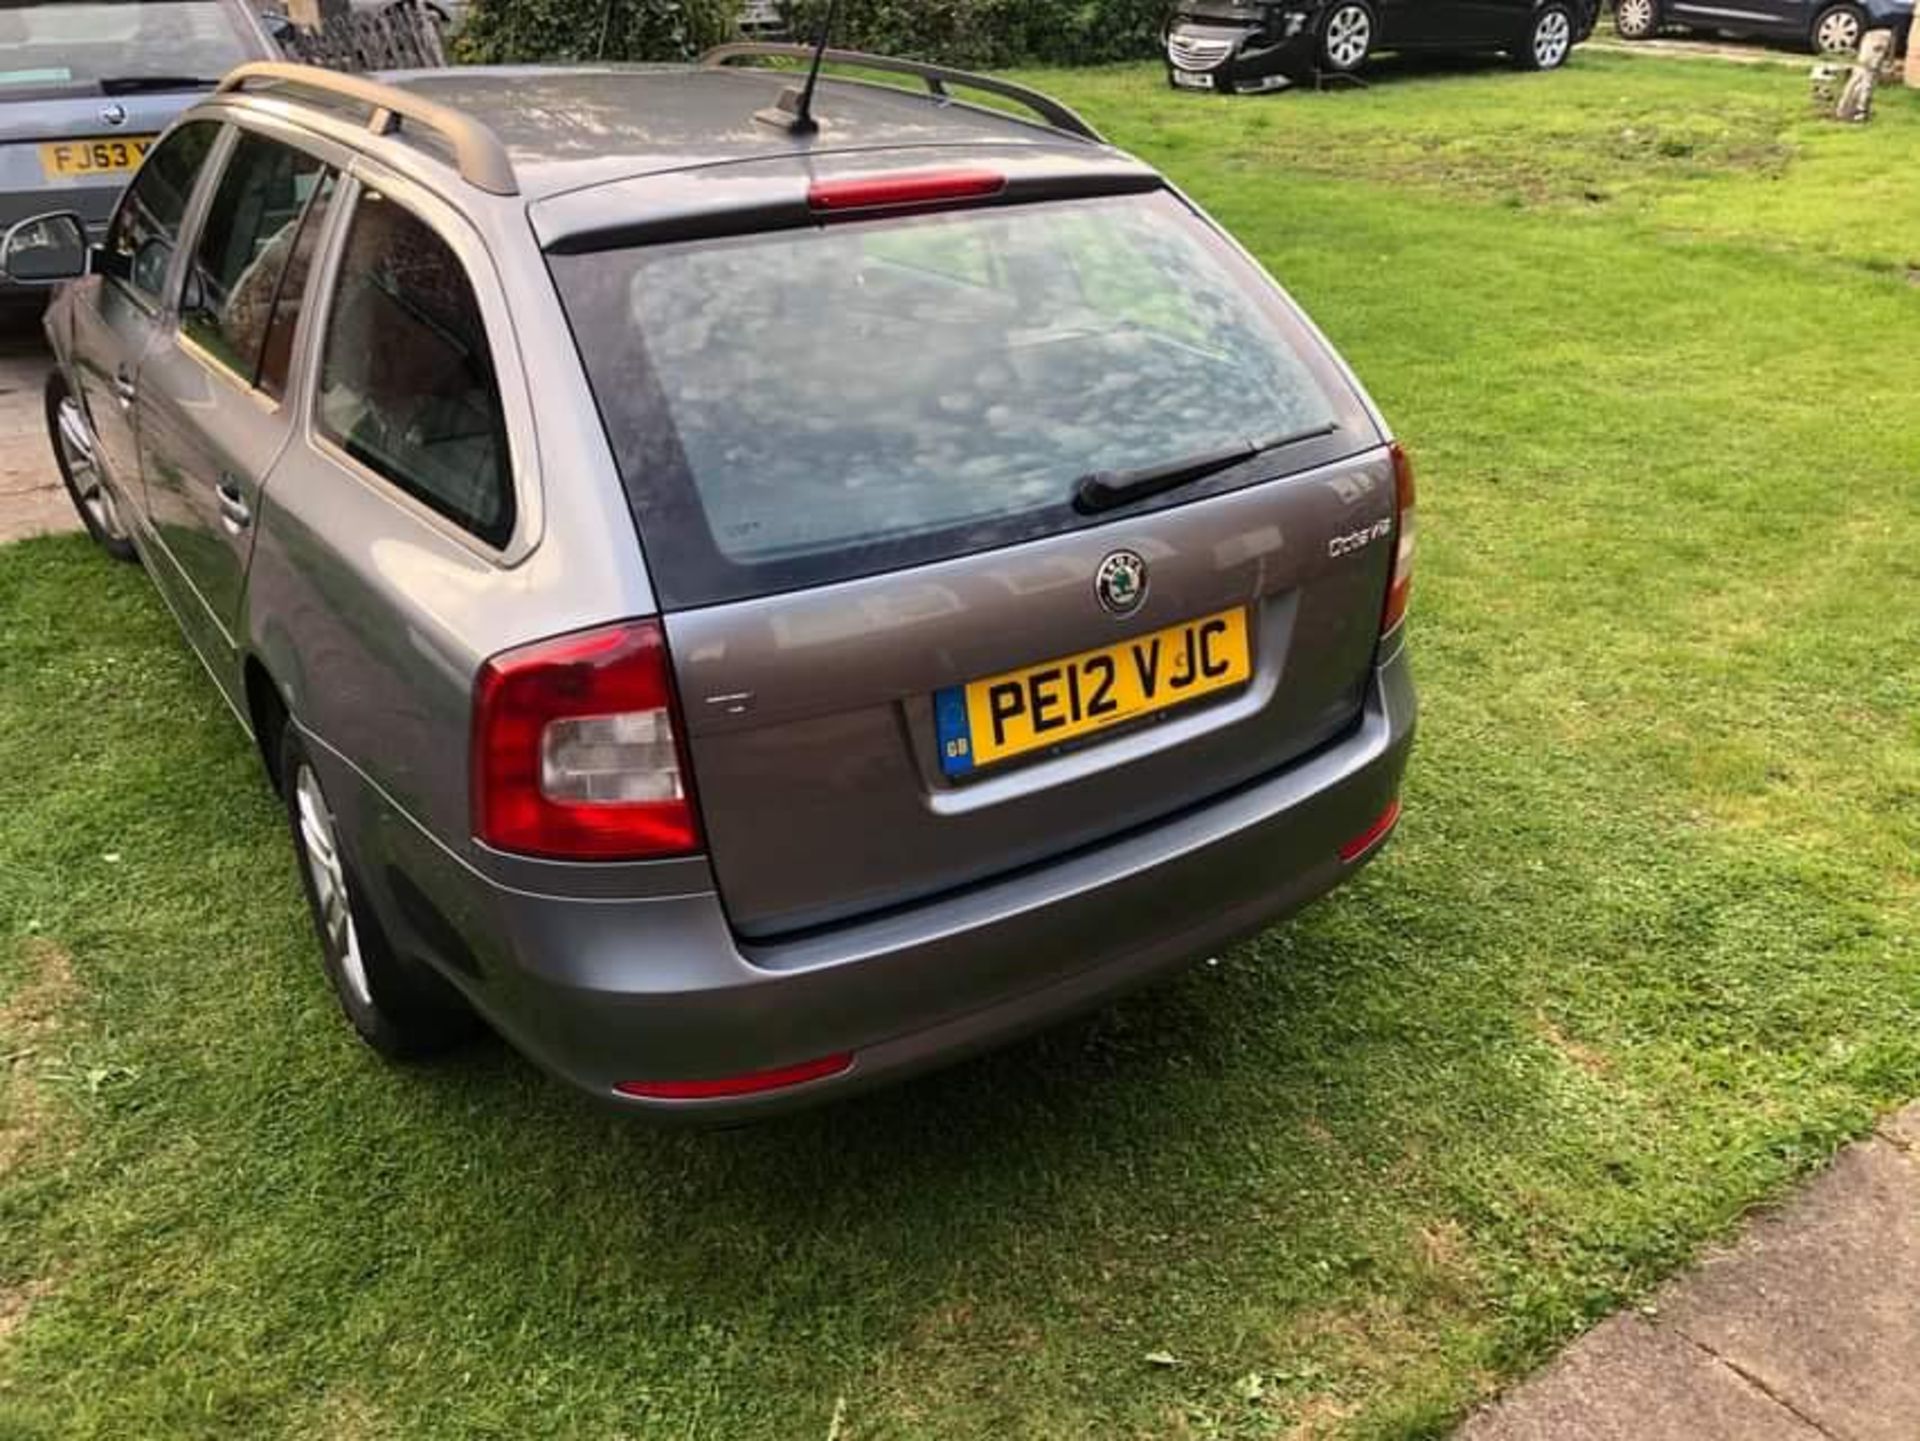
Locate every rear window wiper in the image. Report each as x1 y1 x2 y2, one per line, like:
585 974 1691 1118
1071 421 1338 515
98 75 221 94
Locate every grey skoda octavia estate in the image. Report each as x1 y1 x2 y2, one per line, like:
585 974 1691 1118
12 49 1416 1117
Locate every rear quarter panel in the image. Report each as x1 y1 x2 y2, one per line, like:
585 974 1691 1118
241 159 653 877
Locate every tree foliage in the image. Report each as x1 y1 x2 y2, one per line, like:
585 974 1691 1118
455 0 740 63
458 0 1171 67
783 0 1169 66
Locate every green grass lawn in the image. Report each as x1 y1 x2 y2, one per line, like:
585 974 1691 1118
6 49 1920 1441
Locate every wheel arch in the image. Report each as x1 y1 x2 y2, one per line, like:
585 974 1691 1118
243 652 291 794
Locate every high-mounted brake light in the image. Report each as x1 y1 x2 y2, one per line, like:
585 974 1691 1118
472 620 700 861
615 1052 855 1100
807 168 1007 214
1381 441 1416 634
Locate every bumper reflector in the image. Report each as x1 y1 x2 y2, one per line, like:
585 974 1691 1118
1339 798 1402 863
615 1051 855 1101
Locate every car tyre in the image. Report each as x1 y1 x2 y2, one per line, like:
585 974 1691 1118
1516 1 1577 66
280 726 475 1060
1811 1 1864 51
1319 0 1376 71
1613 0 1658 39
45 373 137 563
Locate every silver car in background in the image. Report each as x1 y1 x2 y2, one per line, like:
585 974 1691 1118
0 0 276 283
10 52 1416 1120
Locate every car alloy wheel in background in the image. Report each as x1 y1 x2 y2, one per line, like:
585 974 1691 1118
1321 1 1375 71
1812 2 1863 51
1526 5 1574 66
1614 0 1657 38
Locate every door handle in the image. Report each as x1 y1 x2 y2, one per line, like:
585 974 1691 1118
113 369 136 408
215 477 252 534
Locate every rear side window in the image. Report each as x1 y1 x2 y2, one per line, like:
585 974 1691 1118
316 192 513 548
102 120 219 304
550 191 1371 609
182 132 334 390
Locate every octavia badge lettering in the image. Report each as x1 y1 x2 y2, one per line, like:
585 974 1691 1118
1095 550 1147 616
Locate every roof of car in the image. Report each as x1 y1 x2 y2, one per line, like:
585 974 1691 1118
363 63 1107 201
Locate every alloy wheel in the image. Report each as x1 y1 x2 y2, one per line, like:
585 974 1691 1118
1534 8 1572 65
295 763 372 1008
1324 4 1372 69
1615 0 1654 35
54 395 128 544
1814 7 1860 50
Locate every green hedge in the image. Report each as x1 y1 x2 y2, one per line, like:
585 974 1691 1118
455 0 739 63
783 0 1168 66
458 0 1169 67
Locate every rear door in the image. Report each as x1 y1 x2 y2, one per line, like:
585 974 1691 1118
1664 0 1796 32
1403 0 1509 46
135 123 339 670
552 189 1395 937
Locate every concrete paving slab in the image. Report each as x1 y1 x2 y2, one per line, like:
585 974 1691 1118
1459 1104 1920 1441
1658 1130 1920 1441
0 319 67 544
1457 1314 1824 1441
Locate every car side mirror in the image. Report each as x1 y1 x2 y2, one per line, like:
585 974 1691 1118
0 212 89 284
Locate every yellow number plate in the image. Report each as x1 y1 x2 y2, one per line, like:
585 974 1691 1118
40 136 154 179
935 607 1252 776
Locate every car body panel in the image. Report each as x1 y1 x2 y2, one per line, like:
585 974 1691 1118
38 61 1418 1117
1648 0 1907 46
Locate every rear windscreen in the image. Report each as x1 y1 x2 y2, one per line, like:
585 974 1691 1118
550 191 1374 609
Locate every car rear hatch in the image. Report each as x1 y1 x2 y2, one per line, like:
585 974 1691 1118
545 155 1395 938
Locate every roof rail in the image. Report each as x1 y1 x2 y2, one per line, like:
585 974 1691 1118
214 62 518 196
700 43 1106 145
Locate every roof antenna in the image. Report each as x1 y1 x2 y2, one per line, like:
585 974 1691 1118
755 0 839 135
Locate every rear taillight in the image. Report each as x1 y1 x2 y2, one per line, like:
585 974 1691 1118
807 168 1006 214
1381 441 1416 634
472 620 700 861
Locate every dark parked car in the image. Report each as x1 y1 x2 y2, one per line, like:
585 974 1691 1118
1613 0 1908 53
9 50 1415 1119
0 0 278 289
1166 0 1597 87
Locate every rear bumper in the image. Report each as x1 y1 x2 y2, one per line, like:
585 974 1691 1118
327 639 1415 1122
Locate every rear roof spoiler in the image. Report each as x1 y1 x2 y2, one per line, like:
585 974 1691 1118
700 43 1107 146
